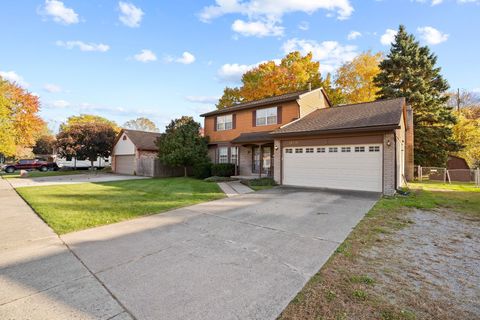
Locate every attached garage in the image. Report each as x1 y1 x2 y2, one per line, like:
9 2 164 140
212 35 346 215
283 144 383 192
271 98 414 195
114 155 135 175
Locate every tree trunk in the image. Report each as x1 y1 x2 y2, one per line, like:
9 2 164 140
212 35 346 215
91 160 94 171
184 166 187 177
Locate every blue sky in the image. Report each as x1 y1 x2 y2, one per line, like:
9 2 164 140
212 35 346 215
0 0 479 132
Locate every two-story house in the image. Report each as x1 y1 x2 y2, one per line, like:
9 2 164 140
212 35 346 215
201 88 413 195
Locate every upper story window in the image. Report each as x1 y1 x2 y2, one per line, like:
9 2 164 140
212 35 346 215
256 107 277 126
216 114 233 131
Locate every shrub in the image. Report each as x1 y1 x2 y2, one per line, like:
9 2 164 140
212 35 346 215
193 160 212 179
211 163 235 177
204 176 237 182
241 177 277 187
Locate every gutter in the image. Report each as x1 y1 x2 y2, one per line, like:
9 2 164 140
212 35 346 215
270 124 401 138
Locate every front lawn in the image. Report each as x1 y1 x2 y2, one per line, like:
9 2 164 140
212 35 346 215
279 181 480 320
16 177 225 234
2 170 85 179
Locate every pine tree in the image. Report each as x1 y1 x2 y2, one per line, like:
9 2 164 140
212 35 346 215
374 25 459 166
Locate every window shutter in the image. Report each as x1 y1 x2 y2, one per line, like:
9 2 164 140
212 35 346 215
252 110 256 127
213 117 217 131
277 106 282 124
232 114 236 129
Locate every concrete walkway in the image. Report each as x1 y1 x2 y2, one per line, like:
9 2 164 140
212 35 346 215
7 173 148 188
217 180 254 197
0 178 132 320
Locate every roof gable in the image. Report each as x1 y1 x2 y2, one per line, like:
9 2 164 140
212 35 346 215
115 129 162 151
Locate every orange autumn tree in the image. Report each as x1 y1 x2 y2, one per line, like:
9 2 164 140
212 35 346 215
335 51 383 104
216 51 343 109
0 77 45 157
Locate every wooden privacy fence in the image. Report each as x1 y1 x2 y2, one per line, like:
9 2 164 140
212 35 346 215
136 157 191 178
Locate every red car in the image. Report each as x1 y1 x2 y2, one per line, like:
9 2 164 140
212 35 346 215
2 159 59 173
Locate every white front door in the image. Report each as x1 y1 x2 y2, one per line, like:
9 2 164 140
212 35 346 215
283 144 383 192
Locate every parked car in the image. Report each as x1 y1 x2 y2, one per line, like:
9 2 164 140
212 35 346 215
2 159 59 173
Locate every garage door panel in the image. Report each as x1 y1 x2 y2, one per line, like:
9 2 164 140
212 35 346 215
115 155 135 175
283 144 382 192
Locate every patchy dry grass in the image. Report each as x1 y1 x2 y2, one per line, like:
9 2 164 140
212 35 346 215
279 182 480 320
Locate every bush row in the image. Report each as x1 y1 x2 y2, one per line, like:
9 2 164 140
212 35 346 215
192 162 236 179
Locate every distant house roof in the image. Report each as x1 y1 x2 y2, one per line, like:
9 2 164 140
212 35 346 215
200 89 328 117
271 98 406 137
231 131 273 144
447 155 469 169
119 129 162 151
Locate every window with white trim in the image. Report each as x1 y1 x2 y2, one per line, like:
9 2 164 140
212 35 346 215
285 148 293 153
230 147 238 164
306 147 314 153
295 148 303 153
355 146 365 152
218 147 228 163
256 107 277 126
341 147 351 153
369 146 380 152
329 147 338 153
317 147 326 153
216 114 233 131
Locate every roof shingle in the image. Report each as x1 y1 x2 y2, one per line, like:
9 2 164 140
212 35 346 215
272 98 405 136
123 129 162 151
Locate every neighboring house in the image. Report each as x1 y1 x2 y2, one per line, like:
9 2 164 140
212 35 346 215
111 129 161 176
201 89 414 195
447 155 469 170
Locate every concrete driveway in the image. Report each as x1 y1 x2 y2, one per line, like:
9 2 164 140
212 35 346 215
7 173 148 188
62 187 379 320
1 182 379 320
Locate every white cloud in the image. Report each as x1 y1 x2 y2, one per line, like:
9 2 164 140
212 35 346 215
199 0 354 22
298 21 309 31
380 28 397 46
56 40 110 52
217 63 257 82
415 0 443 5
166 52 196 64
185 96 220 104
231 19 284 37
417 26 449 45
43 83 62 93
0 70 29 87
133 49 157 62
50 100 70 108
347 30 361 40
217 59 281 82
281 38 357 73
39 0 79 25
118 1 144 28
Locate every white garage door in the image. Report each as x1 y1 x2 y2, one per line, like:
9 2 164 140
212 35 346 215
283 144 383 192
115 155 135 175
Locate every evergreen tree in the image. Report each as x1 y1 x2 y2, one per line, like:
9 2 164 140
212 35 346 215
374 25 459 166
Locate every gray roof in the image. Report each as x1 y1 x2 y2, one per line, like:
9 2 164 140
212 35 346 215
272 98 405 136
231 131 273 144
200 90 309 117
123 129 162 151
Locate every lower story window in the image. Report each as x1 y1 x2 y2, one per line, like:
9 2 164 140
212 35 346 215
230 147 238 164
218 147 228 163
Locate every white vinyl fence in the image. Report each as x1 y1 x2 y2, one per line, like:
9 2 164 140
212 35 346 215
417 166 480 187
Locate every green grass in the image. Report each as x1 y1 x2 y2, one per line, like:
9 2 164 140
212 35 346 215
280 181 479 319
16 177 225 234
2 170 85 179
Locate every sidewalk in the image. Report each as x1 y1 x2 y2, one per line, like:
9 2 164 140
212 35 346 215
0 178 131 320
217 180 254 197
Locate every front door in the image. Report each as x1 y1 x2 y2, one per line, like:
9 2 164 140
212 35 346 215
251 146 273 176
